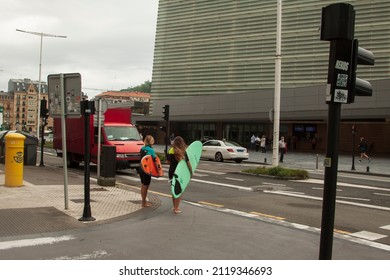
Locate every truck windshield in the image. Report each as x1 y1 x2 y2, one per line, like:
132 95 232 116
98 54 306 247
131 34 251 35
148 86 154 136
104 126 142 141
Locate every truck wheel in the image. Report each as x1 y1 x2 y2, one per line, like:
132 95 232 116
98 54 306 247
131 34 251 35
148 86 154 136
67 154 80 168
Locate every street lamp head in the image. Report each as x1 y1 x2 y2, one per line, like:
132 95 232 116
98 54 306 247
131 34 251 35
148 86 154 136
16 28 67 38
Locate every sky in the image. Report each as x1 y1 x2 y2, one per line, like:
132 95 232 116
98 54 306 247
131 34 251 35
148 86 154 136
0 0 158 98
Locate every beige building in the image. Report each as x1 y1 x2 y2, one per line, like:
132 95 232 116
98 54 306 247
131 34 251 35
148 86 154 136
1 79 50 134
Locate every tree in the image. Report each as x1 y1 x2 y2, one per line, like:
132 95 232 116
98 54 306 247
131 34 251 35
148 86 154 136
122 80 151 93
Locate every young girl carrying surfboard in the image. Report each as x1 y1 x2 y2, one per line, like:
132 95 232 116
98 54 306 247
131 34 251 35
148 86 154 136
167 136 193 214
138 135 157 207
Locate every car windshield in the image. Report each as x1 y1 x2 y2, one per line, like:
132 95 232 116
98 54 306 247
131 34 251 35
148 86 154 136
104 126 141 141
223 140 241 147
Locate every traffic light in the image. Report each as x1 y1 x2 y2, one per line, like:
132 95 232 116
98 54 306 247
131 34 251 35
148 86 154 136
40 99 49 118
347 39 375 103
163 105 170 121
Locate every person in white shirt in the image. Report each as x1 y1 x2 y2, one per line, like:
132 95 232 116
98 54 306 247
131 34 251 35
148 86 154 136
279 136 286 162
260 135 267 153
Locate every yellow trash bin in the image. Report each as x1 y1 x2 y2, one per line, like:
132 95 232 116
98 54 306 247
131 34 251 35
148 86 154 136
4 132 26 187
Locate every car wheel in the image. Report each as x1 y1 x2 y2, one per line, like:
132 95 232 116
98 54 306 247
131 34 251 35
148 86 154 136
215 152 224 162
235 159 243 163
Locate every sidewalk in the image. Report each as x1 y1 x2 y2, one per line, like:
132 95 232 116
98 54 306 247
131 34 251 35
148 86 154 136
0 165 159 238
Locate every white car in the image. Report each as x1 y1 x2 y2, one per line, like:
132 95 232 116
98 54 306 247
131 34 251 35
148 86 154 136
201 140 249 163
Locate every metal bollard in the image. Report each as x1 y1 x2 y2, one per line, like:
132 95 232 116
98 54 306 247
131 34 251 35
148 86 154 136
366 166 370 173
316 154 319 169
264 157 267 163
4 133 26 187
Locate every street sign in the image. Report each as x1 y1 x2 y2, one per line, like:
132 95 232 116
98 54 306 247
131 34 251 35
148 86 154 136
48 73 82 117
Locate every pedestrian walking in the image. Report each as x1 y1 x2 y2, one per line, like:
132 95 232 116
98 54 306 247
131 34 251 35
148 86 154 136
250 134 256 151
167 136 193 214
279 136 287 162
358 137 371 162
260 135 267 153
138 135 157 207
255 135 260 152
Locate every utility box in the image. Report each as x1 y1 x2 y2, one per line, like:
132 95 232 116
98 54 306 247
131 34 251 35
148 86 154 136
98 145 116 186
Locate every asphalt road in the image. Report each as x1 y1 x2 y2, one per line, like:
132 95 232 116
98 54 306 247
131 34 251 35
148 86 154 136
41 149 390 248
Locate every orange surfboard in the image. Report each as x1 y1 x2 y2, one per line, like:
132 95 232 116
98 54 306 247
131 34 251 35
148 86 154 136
141 155 163 177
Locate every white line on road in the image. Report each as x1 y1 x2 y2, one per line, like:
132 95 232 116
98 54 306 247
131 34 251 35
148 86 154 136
374 193 390 197
264 190 390 212
187 201 390 252
54 249 108 260
350 231 388 241
0 235 75 251
336 196 370 202
225 177 244 182
196 169 226 175
192 178 253 191
296 178 390 192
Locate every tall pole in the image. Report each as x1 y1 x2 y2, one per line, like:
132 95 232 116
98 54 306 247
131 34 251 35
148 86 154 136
16 29 67 138
38 33 43 139
351 124 356 170
272 0 282 166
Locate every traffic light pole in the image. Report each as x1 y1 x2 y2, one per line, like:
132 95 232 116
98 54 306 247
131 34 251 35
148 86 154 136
351 125 356 170
39 117 46 167
319 3 374 259
79 100 96 222
319 102 341 260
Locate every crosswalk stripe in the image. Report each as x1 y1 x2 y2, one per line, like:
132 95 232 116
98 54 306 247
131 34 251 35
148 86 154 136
350 231 388 241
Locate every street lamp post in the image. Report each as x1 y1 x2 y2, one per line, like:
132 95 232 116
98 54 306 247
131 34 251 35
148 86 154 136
16 29 67 139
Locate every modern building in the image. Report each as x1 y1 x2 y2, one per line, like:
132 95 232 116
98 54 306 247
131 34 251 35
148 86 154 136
135 0 390 154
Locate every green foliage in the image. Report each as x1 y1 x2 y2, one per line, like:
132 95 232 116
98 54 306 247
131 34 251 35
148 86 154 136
242 166 308 179
43 141 53 148
157 152 166 163
122 80 151 93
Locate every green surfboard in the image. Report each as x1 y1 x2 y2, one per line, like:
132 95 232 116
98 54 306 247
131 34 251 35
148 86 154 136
171 141 202 198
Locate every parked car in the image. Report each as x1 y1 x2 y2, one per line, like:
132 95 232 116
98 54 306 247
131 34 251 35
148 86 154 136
201 140 249 163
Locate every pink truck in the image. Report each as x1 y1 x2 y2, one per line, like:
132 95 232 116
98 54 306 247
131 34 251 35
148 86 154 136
53 107 144 169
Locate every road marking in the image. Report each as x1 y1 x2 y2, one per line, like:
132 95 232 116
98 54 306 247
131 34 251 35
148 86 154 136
192 178 253 191
296 178 390 192
380 225 390 231
225 177 244 182
334 229 352 235
186 201 390 252
336 196 370 202
250 211 285 220
374 192 390 197
263 190 390 212
196 169 226 175
198 201 224 208
262 182 286 187
54 250 108 260
350 231 388 241
0 235 75 250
